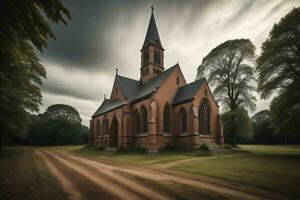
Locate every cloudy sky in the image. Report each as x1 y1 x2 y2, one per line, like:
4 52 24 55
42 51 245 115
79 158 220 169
39 0 300 126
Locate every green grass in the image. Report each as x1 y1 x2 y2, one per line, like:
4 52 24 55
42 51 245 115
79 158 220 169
117 171 232 200
72 145 212 165
0 146 69 200
66 145 300 199
171 145 300 199
9 145 298 199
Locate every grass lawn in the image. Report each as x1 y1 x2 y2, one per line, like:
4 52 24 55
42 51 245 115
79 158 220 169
70 145 213 165
0 146 69 200
171 145 300 199
1 145 299 199
70 145 300 199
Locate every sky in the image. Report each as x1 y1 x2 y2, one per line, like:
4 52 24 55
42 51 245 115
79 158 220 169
39 0 300 126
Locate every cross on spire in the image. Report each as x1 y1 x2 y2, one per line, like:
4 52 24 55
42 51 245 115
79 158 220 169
151 5 155 14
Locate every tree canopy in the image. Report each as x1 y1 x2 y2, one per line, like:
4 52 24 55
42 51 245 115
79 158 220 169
27 105 88 146
0 0 70 149
256 7 300 136
43 104 82 124
197 39 256 146
197 39 256 111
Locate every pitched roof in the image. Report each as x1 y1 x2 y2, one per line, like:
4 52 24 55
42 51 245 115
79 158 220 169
116 75 140 101
92 99 125 118
172 78 205 105
142 13 163 49
92 64 178 117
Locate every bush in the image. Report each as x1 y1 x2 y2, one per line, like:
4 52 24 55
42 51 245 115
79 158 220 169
199 143 210 151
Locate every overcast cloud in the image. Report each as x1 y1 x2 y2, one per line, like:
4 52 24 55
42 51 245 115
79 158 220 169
39 0 300 126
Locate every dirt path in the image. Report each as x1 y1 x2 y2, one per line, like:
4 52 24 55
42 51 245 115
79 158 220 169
37 150 287 200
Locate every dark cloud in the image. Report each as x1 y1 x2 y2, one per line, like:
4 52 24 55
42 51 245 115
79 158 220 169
41 0 212 72
38 0 300 125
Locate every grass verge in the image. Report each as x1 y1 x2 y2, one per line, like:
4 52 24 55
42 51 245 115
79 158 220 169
0 146 69 200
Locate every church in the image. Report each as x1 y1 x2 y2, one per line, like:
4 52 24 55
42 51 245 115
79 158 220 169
90 9 224 152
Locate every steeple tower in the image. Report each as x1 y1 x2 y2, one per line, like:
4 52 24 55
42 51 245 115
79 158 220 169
140 6 164 84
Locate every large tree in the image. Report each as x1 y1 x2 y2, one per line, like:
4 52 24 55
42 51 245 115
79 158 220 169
256 7 300 137
27 105 88 146
197 39 256 146
43 104 82 125
0 0 70 150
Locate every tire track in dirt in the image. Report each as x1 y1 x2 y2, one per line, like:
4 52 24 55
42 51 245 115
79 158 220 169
38 150 171 200
38 149 288 200
61 152 284 200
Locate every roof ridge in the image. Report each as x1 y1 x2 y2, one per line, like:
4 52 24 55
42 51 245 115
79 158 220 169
117 74 139 82
178 78 205 89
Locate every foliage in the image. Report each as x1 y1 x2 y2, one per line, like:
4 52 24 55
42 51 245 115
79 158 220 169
197 39 256 146
252 110 274 144
269 87 300 143
27 105 88 146
43 104 82 124
222 107 253 145
197 39 256 111
256 7 300 136
0 0 70 149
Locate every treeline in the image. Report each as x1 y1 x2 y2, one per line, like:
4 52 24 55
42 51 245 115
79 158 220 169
222 109 300 145
197 7 300 146
11 104 89 146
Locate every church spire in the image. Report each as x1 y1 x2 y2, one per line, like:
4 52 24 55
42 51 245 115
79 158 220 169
142 6 163 49
140 6 165 84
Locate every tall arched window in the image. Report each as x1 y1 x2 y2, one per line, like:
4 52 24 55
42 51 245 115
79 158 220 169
179 107 187 133
154 50 161 65
140 106 148 133
163 104 170 133
143 50 149 66
96 120 100 136
199 99 211 135
104 119 109 135
97 120 101 136
103 117 109 135
135 110 141 135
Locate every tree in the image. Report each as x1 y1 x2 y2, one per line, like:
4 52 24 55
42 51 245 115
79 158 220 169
222 107 253 144
0 0 70 150
43 104 82 125
27 105 88 146
256 7 300 137
252 110 274 144
197 39 256 146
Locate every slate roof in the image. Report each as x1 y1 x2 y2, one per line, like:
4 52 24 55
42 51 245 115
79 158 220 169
142 13 163 49
92 64 178 117
172 78 205 105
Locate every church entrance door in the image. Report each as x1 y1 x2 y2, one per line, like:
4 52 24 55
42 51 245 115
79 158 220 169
109 118 118 148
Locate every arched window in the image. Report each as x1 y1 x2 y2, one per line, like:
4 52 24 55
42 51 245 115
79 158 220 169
140 106 148 133
96 120 101 136
143 50 149 66
135 110 141 135
103 118 109 135
105 119 109 135
154 50 161 65
199 99 211 135
163 104 171 133
179 107 187 133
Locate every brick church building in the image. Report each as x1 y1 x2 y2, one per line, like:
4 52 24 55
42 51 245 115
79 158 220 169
90 10 224 152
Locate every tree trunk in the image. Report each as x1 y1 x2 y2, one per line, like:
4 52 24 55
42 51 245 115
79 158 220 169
231 111 237 147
